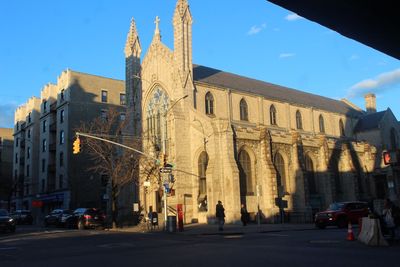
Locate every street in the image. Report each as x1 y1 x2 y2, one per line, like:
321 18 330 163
0 224 398 267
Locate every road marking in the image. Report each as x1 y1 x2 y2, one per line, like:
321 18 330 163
0 247 18 250
309 240 341 244
224 235 243 239
97 242 136 248
264 233 289 237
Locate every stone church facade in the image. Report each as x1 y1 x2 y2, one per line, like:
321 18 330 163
125 0 400 224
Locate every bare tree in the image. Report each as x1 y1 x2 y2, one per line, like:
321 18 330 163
76 108 141 228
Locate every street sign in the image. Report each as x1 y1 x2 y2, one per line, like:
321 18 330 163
160 167 172 173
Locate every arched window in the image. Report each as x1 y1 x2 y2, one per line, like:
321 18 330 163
193 87 197 109
339 119 345 136
390 128 397 150
240 99 248 121
274 152 287 193
146 87 169 150
305 155 317 194
296 110 303 130
319 115 325 133
270 105 277 125
205 92 214 115
238 150 253 195
198 151 208 211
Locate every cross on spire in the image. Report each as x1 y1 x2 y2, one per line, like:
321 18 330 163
153 16 161 41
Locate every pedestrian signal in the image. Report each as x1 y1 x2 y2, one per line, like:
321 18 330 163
383 150 397 165
73 137 81 154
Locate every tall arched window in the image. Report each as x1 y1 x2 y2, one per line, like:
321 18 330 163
305 155 317 194
238 150 253 195
198 151 208 211
274 152 287 193
296 110 303 130
205 92 214 115
339 119 345 136
193 87 197 109
146 87 169 150
240 99 248 121
390 128 397 150
319 115 325 133
270 105 277 125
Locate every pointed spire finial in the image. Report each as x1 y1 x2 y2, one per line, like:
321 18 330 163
153 16 161 41
125 17 141 57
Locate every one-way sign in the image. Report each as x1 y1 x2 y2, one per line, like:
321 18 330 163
160 167 172 173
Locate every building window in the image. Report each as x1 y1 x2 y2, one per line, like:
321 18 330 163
16 138 19 147
27 129 31 139
270 105 277 125
101 110 107 120
27 147 31 159
16 122 19 131
15 153 18 164
238 150 254 195
60 89 65 101
26 164 30 177
193 88 197 109
28 112 31 123
59 131 64 144
42 159 46 173
60 110 65 123
101 90 108 103
59 152 64 167
120 93 126 105
205 92 214 115
319 115 325 133
43 100 47 112
339 119 345 136
43 120 47 133
274 152 287 194
390 128 397 150
296 110 303 130
239 99 248 121
305 155 317 194
42 139 47 152
59 175 63 189
198 151 208 212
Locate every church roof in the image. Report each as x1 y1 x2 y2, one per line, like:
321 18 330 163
353 110 386 132
193 64 362 117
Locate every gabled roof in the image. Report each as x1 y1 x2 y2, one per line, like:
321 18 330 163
193 65 362 117
354 110 386 132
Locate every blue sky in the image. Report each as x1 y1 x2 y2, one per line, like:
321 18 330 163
1 0 399 128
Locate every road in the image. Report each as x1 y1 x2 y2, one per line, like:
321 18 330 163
0 225 398 267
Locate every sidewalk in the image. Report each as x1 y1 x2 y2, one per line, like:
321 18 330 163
109 222 316 235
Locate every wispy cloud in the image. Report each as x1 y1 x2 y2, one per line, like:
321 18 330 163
247 23 266 35
0 102 18 128
285 13 303 21
347 68 400 98
279 53 295 59
349 54 359 61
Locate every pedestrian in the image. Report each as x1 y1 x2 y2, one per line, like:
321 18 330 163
240 204 249 226
216 200 225 231
382 198 396 240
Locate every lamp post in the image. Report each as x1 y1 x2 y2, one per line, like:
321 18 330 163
161 94 188 231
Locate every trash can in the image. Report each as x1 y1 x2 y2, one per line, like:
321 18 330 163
167 215 177 232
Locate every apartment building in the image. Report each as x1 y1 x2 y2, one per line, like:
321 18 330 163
0 128 14 209
13 70 126 219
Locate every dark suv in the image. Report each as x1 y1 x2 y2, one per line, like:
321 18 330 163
66 208 106 230
315 201 369 229
10 210 33 225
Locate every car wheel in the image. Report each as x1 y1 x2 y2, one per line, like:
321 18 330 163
78 220 85 230
337 217 347 228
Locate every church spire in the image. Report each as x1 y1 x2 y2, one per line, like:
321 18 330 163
173 0 193 75
152 16 161 42
124 17 141 58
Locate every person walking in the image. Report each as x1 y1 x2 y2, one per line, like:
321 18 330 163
240 204 249 226
382 198 396 240
216 200 225 231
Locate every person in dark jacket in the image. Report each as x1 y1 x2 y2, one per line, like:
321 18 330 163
216 201 225 231
240 204 249 226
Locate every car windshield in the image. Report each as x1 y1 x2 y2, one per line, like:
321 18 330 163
328 203 344 211
0 209 9 216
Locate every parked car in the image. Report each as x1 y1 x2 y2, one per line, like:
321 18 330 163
314 201 369 229
10 210 33 225
66 208 106 230
44 209 72 227
0 209 16 233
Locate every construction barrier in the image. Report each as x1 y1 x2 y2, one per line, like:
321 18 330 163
358 217 388 246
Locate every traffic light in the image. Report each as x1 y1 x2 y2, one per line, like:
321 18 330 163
72 137 81 154
383 150 397 165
